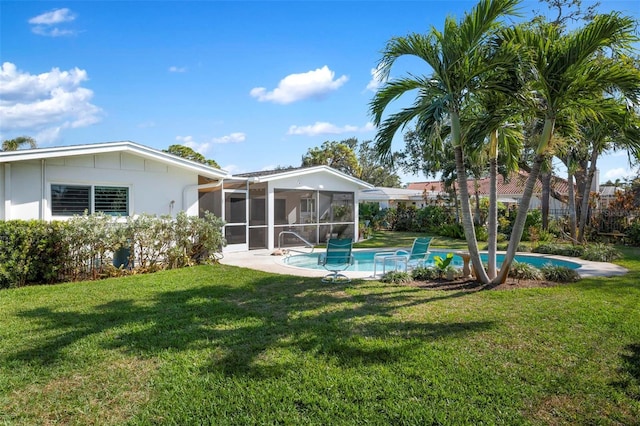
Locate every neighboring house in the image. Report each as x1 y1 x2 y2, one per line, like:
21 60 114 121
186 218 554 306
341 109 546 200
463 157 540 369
359 187 436 209
0 141 372 252
406 171 573 211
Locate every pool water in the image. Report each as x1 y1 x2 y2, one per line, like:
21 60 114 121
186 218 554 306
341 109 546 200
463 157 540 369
284 249 581 272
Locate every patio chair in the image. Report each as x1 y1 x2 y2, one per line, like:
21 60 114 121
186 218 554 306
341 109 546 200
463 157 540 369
318 238 354 283
373 237 433 276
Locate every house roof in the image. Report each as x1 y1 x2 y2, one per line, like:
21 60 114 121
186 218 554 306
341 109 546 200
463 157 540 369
236 165 374 189
359 187 431 202
406 170 571 197
0 140 231 180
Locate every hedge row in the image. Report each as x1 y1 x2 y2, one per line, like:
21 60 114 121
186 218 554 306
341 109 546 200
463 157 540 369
0 212 225 289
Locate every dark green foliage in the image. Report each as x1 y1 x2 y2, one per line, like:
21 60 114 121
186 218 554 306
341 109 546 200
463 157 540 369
508 261 543 280
380 271 413 284
582 242 622 262
411 266 440 280
533 243 585 257
541 264 581 282
0 212 225 288
0 220 67 288
625 222 640 247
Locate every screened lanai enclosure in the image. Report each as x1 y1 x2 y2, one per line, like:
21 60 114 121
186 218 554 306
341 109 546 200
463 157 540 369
197 167 371 252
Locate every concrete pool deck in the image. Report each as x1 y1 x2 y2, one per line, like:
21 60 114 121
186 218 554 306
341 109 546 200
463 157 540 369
218 247 628 280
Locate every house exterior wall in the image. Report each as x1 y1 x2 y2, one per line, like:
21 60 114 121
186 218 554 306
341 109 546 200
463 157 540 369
2 152 201 220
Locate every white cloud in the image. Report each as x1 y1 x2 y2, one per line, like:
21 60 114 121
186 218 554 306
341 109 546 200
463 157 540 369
29 8 76 25
250 66 348 104
287 121 375 136
28 8 77 37
0 62 102 141
168 66 187 73
604 167 638 181
212 132 245 144
366 64 386 92
176 135 210 155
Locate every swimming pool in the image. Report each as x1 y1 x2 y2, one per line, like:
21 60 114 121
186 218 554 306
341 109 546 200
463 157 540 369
284 249 581 272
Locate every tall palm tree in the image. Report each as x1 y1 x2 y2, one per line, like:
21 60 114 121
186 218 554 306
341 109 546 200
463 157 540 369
1 136 37 151
576 97 640 241
370 0 521 285
494 13 640 283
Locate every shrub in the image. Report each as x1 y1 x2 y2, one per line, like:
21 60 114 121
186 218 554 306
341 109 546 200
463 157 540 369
582 242 621 263
380 271 413 284
508 261 543 281
0 220 67 288
541 264 581 283
625 221 640 247
533 243 585 258
411 266 439 281
0 212 225 288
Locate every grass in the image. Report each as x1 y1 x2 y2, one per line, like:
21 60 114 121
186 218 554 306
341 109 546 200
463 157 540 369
1 237 639 424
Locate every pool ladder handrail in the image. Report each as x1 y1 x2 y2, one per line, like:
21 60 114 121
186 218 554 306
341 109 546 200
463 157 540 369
278 231 315 254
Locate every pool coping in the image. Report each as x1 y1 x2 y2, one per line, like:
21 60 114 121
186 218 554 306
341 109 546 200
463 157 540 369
219 247 628 280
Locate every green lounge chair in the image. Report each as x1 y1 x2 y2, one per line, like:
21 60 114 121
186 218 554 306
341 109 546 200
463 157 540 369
318 238 354 283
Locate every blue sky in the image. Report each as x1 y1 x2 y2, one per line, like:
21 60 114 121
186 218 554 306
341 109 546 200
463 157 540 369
1 1 638 185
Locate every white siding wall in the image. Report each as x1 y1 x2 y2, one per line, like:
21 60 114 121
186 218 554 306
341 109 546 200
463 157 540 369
0 164 5 220
4 153 201 221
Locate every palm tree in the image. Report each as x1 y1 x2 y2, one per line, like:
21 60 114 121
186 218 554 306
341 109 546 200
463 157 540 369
1 136 37 151
576 97 640 242
370 0 521 285
494 13 640 283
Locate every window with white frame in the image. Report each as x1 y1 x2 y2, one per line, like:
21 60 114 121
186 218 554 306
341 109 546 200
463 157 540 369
51 184 129 216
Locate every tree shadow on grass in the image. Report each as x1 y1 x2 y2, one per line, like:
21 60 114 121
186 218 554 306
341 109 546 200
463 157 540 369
612 343 640 400
7 269 493 377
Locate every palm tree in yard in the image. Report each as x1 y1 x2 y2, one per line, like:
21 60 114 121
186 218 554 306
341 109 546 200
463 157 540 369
370 0 521 285
576 97 640 242
494 14 640 283
1 136 37 151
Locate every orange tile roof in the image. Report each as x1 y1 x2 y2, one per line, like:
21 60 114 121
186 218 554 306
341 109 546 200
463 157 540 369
407 171 570 196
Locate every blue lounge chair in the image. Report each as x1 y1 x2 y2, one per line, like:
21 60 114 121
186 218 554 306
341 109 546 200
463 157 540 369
318 238 354 283
373 237 433 276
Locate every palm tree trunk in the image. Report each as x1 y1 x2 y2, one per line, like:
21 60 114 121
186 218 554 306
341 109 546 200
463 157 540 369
494 118 554 284
487 129 498 279
540 169 551 230
451 112 491 284
578 147 599 242
567 168 577 241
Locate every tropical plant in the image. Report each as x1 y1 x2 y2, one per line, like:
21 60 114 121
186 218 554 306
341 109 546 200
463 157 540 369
380 270 413 284
370 0 521 285
494 12 640 283
541 264 581 282
1 136 37 151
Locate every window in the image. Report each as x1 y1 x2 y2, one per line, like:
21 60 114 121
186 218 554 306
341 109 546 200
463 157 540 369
51 184 129 216
94 186 129 215
51 185 90 216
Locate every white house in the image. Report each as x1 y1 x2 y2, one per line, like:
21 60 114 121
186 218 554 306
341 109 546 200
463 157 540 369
0 141 372 252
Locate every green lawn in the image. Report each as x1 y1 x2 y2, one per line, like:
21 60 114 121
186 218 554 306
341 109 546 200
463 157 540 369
1 240 639 425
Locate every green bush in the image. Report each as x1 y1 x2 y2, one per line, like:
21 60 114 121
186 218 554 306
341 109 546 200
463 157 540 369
0 220 68 288
625 222 640 247
411 266 440 281
582 243 621 263
508 261 543 281
541 264 581 283
0 212 225 288
533 244 585 258
380 271 413 284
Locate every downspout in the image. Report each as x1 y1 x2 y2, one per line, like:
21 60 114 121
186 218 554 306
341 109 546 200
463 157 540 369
41 159 46 220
